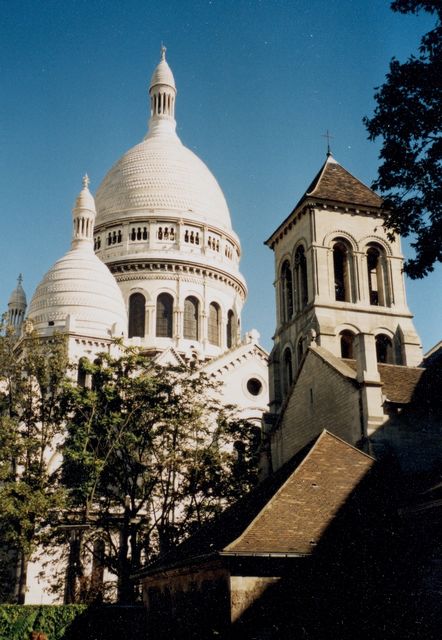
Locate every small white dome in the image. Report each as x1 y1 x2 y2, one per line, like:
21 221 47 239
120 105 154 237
27 247 128 338
28 177 128 339
95 135 233 231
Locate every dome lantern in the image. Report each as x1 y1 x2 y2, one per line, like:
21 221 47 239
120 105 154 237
71 174 96 249
147 46 177 139
7 274 27 332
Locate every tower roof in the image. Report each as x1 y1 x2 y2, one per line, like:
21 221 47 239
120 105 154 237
265 154 383 248
304 154 382 209
8 274 27 309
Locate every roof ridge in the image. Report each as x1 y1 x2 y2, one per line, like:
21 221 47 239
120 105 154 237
322 429 376 462
306 155 334 197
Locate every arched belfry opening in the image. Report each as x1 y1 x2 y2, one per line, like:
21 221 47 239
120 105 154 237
333 240 353 303
294 245 308 311
367 244 390 307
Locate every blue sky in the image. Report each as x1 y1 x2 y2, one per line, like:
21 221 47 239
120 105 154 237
1 0 440 353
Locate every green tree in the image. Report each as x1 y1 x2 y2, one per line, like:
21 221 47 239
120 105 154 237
61 348 260 603
364 0 442 278
0 320 68 603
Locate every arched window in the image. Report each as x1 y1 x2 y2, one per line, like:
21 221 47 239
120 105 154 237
283 348 293 393
367 245 390 307
183 296 199 340
77 357 89 387
156 293 173 338
297 337 304 367
375 334 394 364
128 293 146 338
226 310 235 348
208 302 221 346
340 330 355 359
294 245 308 311
333 241 354 302
280 260 293 322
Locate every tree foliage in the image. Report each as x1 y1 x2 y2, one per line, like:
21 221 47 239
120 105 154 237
364 0 442 278
0 320 69 603
60 348 260 603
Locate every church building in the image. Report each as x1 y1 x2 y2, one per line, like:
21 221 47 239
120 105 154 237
5 50 269 604
7 48 269 427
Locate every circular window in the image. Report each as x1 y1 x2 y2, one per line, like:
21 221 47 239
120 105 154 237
247 378 263 396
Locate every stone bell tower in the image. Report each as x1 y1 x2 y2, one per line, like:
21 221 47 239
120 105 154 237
265 153 422 413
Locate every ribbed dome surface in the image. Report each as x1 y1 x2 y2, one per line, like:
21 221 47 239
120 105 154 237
95 136 232 231
28 247 127 337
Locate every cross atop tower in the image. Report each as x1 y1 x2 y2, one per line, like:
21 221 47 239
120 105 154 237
161 43 167 60
322 130 334 156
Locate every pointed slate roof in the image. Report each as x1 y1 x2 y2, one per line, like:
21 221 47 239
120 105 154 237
305 155 382 208
265 154 382 247
137 431 375 577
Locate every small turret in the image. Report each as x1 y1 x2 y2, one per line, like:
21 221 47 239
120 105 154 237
8 274 27 333
146 46 177 138
71 174 96 249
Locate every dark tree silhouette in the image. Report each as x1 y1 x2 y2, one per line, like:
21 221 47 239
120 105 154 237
364 0 442 278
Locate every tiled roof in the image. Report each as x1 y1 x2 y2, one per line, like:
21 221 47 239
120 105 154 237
305 155 383 208
378 364 424 404
139 431 374 576
343 359 424 404
225 431 374 555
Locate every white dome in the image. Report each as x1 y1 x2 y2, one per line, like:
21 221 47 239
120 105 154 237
28 247 128 338
95 135 232 231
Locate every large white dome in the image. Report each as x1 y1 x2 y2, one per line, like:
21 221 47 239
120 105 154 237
95 49 232 232
95 135 232 232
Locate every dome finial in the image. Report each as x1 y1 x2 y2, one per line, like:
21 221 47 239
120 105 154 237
18 273 23 285
161 43 167 61
82 174 90 190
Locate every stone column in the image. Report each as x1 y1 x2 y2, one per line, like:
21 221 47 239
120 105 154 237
355 333 384 437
